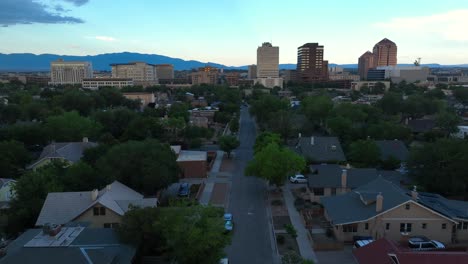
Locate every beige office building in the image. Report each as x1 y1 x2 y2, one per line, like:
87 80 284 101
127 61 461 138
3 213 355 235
256 42 282 88
155 64 174 80
358 51 375 80
191 66 218 85
248 65 257 79
49 59 93 85
82 78 133 90
111 62 158 86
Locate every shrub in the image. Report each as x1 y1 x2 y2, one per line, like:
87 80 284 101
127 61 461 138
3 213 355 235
271 199 283 206
284 224 298 238
276 234 285 245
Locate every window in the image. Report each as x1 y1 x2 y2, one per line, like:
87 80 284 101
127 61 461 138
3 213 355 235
422 223 427 229
400 223 412 233
364 223 369 230
386 223 390 230
442 223 447 230
93 207 106 216
405 204 410 210
331 188 337 196
343 224 358 233
104 223 120 228
313 188 324 196
103 223 111 228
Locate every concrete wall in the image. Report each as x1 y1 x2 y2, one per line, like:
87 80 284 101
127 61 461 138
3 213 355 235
73 204 122 228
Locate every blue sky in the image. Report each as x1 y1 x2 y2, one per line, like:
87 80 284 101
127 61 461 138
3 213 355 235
1 0 468 65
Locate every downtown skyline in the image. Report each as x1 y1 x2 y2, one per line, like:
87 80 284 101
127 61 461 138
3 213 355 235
1 0 468 66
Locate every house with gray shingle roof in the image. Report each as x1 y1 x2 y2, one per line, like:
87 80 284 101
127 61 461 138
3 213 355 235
0 226 135 264
27 138 97 170
294 136 346 163
320 177 457 243
307 164 410 202
35 181 157 228
375 140 409 162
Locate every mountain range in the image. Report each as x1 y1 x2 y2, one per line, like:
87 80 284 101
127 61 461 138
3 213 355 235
0 52 467 72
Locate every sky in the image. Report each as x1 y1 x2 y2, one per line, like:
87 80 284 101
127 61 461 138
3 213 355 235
1 0 468 66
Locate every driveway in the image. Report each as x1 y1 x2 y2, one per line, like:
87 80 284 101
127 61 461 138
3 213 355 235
315 246 357 264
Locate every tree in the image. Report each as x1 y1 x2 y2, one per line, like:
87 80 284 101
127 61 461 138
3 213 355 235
7 162 65 235
229 117 239 133
156 206 230 264
436 111 461 137
0 140 31 178
61 162 109 191
348 140 381 167
377 93 402 115
453 86 468 104
282 251 312 264
97 139 179 195
268 110 293 140
45 111 102 141
301 96 333 125
245 142 305 187
168 102 190 121
250 95 289 125
254 132 281 154
123 116 165 141
219 135 240 158
93 108 138 139
408 139 468 196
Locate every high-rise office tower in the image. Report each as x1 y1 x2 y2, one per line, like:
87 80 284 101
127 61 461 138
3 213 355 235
155 64 174 80
248 65 257 79
257 42 279 78
372 38 397 67
256 42 282 88
358 51 375 80
49 59 93 85
297 43 328 83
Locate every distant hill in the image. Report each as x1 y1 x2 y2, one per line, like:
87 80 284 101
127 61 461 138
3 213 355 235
0 52 467 71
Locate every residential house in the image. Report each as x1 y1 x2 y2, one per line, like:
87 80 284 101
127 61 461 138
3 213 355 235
0 178 16 209
405 118 436 135
0 226 135 264
171 146 208 178
189 107 218 127
307 164 409 202
27 138 97 170
321 177 457 243
35 181 157 228
294 136 346 163
354 238 468 264
375 140 409 169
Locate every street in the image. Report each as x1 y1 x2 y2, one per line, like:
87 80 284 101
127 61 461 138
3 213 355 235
226 107 276 264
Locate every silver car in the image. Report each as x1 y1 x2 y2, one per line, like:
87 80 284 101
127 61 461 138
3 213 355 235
289 174 307 183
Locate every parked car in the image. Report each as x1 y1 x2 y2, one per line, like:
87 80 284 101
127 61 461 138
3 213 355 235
408 236 445 250
354 239 374 249
219 258 229 264
178 183 190 197
289 174 307 183
224 213 233 232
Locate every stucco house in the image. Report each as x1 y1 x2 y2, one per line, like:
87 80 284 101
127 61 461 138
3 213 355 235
307 164 409 202
27 138 97 170
35 181 157 228
321 177 458 244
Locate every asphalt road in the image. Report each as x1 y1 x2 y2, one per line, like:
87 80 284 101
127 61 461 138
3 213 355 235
225 107 276 264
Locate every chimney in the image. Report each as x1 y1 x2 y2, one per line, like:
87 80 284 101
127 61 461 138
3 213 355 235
82 137 88 143
346 163 351 169
411 186 418 200
405 117 409 125
341 169 347 188
376 192 384 212
298 133 302 139
310 136 315 145
91 189 98 201
106 184 112 191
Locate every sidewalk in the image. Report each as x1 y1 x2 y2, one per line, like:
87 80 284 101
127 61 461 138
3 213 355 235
200 150 225 206
283 186 318 263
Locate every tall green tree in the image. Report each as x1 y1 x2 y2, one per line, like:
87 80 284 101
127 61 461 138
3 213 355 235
219 135 240 158
245 142 305 187
254 132 282 154
97 139 179 195
45 111 102 141
408 139 468 196
348 140 381 167
301 95 333 125
0 140 31 178
436 111 461 137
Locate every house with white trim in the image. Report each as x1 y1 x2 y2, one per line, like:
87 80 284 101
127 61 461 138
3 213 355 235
321 177 459 244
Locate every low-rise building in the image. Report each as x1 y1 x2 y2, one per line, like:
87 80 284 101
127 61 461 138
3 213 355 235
255 77 283 89
0 226 136 264
82 78 133 90
293 136 346 163
191 66 219 85
321 177 458 244
27 138 97 170
171 146 208 178
122 92 155 107
452 126 468 139
375 140 409 163
111 62 158 86
35 181 157 228
351 81 390 92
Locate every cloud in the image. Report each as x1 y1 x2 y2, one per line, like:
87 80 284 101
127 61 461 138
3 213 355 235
93 36 117 42
62 0 89 6
0 0 86 27
373 9 468 42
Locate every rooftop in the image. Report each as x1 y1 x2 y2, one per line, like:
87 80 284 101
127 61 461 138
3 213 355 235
294 136 346 163
177 150 207 162
375 140 409 161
